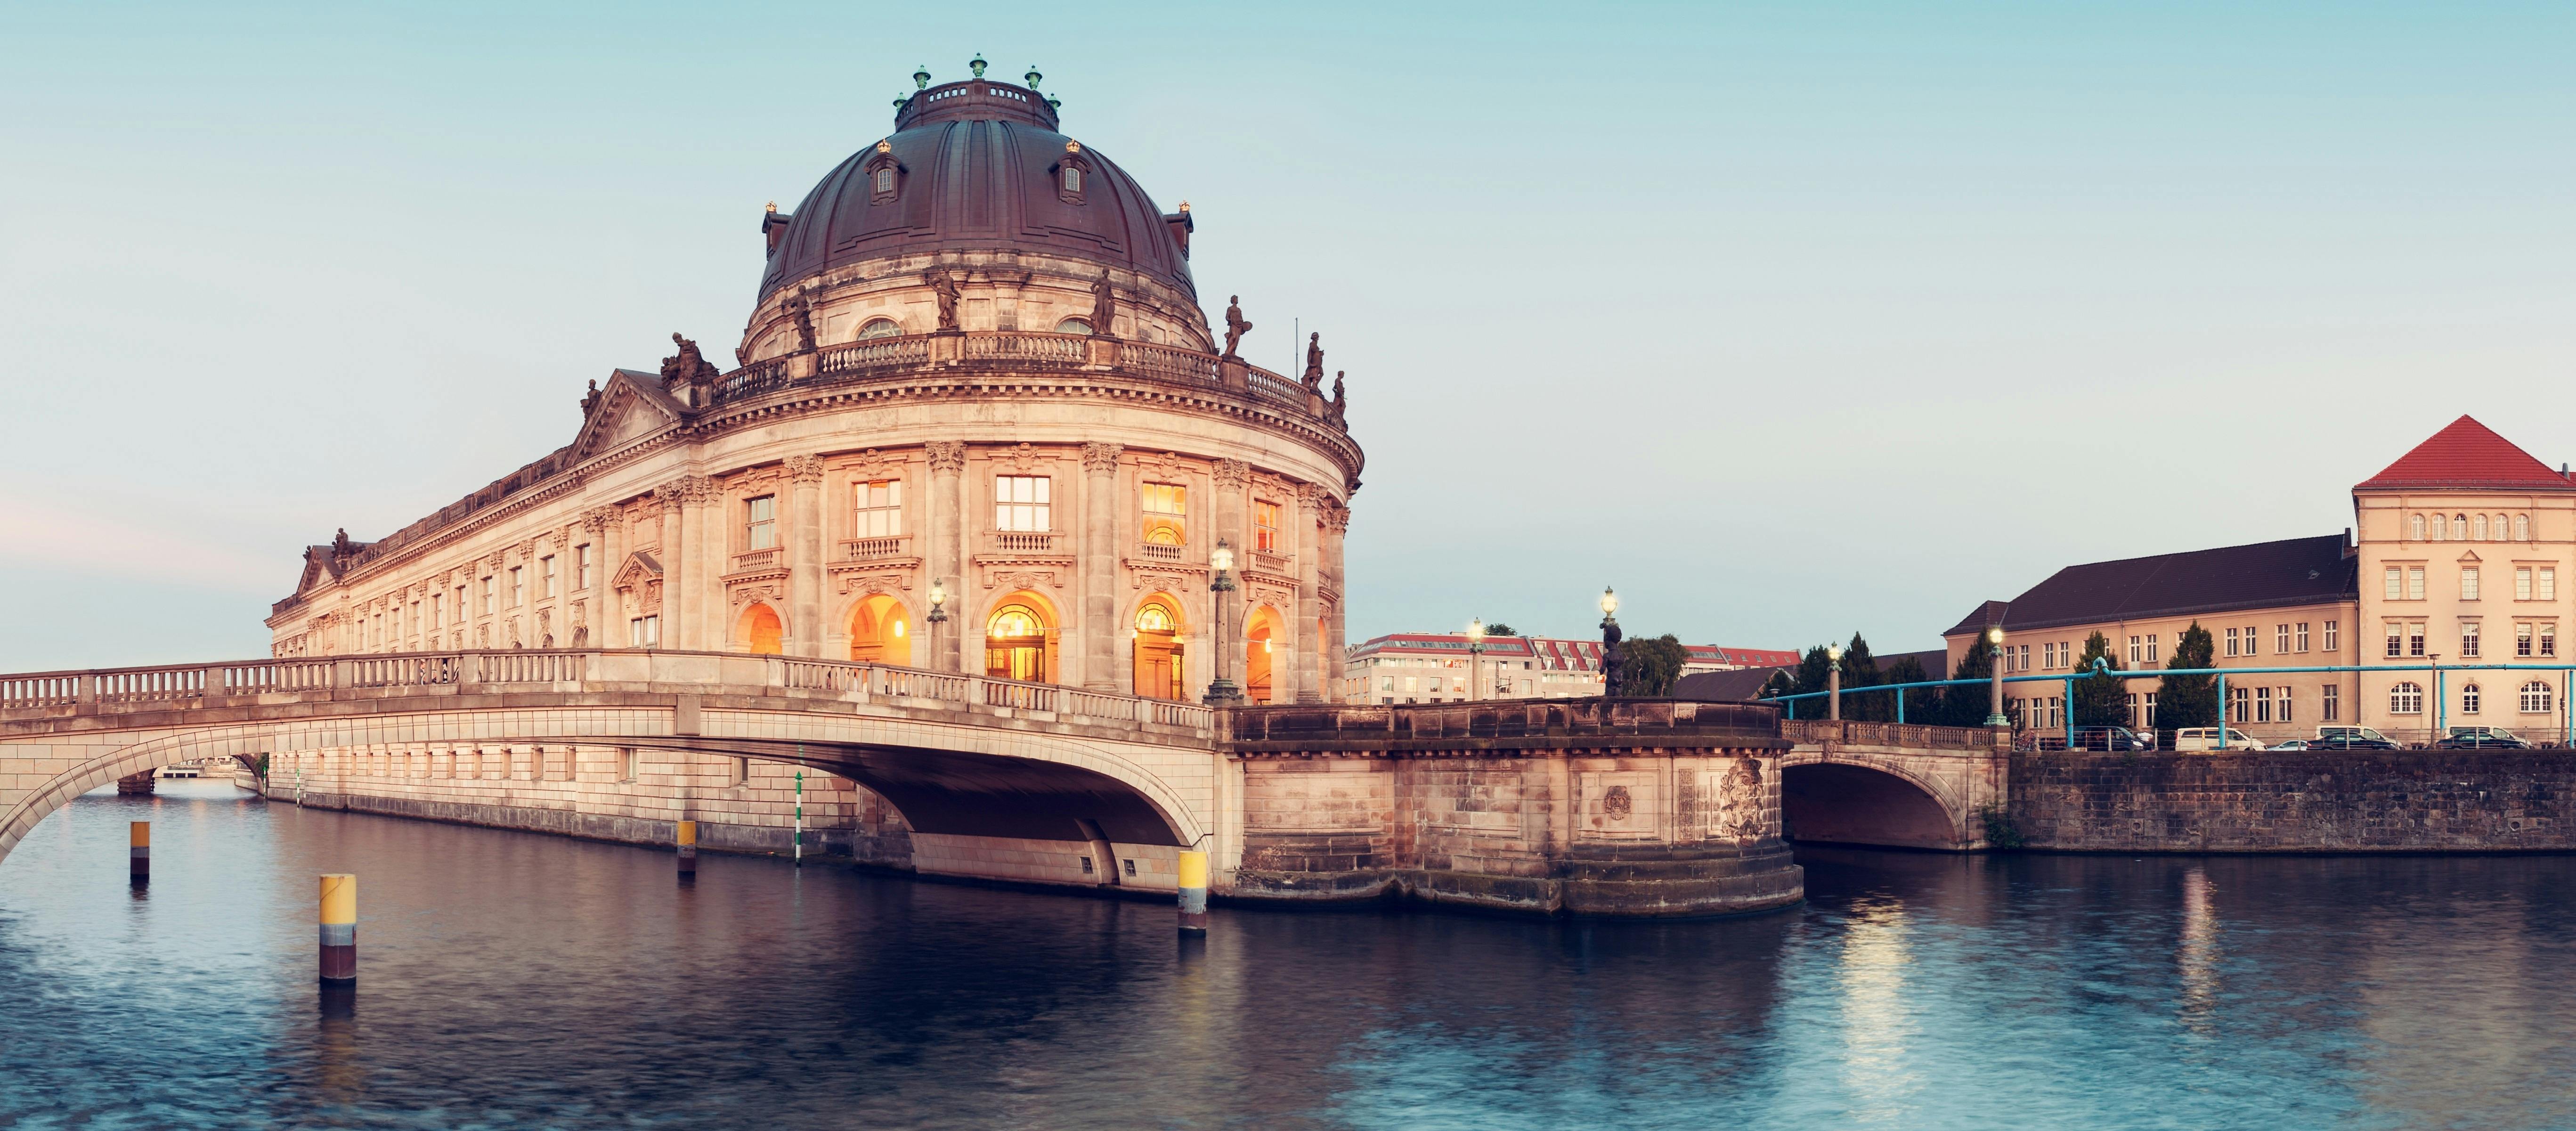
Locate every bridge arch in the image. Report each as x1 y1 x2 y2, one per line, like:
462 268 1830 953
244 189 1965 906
1777 757 1964 850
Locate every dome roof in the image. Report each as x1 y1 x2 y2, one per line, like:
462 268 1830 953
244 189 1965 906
757 79 1195 304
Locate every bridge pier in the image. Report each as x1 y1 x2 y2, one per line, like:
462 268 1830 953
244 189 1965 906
115 771 154 796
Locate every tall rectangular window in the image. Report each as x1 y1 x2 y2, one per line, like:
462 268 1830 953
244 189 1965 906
2409 623 2425 657
856 480 903 537
1254 500 1282 553
2385 566 2403 600
2543 568 2559 602
2225 628 2240 658
2243 626 2259 656
2519 622 2535 657
575 545 592 590
995 476 1051 531
2545 624 2559 657
540 555 557 599
2519 567 2534 600
2463 622 2481 658
481 577 495 616
631 615 660 647
745 495 776 550
2323 684 2340 721
2276 624 2290 654
431 593 443 629
2278 687 2293 723
509 566 524 608
2144 691 2158 727
1141 482 1187 544
2297 622 2310 652
2324 621 2339 651
2146 635 2160 664
2255 686 2273 723
2386 623 2403 658
2229 686 2248 723
2462 567 2481 601
2127 635 2142 664
2407 567 2424 601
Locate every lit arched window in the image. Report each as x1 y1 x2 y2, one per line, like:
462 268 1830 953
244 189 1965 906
2475 514 2490 540
856 318 902 341
2430 514 2446 540
1136 603 1176 632
990 605 1044 639
2522 681 2555 714
2462 683 2482 714
1055 317 1092 335
2390 682 2423 714
2516 514 2531 541
2409 514 2425 540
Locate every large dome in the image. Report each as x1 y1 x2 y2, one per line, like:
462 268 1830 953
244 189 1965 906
756 78 1195 305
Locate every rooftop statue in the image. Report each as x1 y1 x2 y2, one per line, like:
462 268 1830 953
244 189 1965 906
927 271 962 331
1222 295 1251 358
1089 274 1115 336
786 293 817 353
660 333 720 389
580 379 601 416
1301 332 1325 390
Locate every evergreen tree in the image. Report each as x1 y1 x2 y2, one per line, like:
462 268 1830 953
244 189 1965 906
1482 622 1516 637
2157 622 2219 729
1937 639 1997 727
1616 633 1689 697
1789 645 1834 717
1882 655 1930 722
1839 633 1887 721
2070 630 2130 727
1758 668 1795 701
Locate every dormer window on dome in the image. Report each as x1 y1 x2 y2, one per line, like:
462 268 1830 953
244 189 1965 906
865 140 904 205
1056 139 1092 204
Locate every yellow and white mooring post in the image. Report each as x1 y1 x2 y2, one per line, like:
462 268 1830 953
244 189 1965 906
129 821 149 886
1177 849 1209 934
318 874 357 983
676 820 697 882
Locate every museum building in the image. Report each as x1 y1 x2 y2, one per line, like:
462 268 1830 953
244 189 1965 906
266 72 1362 707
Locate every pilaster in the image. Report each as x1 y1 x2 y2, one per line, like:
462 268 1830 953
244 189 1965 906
786 455 827 657
926 441 968 671
1081 442 1123 691
1295 484 1325 702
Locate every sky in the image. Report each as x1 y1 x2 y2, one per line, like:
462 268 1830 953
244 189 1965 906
0 0 2569 670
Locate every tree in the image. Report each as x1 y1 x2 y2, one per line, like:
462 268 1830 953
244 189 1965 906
1481 622 1516 637
1790 645 1834 714
1759 668 1796 701
1839 632 1888 721
2070 631 2129 727
1616 633 1689 697
1882 655 1930 721
2157 622 2218 730
1935 640 1996 727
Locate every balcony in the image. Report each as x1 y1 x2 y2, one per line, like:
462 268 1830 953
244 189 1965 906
730 548 782 573
1138 542 1186 563
839 535 912 562
988 530 1063 554
1252 550 1293 575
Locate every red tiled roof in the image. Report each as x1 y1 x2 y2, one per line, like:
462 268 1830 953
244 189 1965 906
2356 415 2572 492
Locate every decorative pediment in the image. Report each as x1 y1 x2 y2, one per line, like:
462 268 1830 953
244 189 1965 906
2459 550 2483 563
569 370 688 462
611 550 663 591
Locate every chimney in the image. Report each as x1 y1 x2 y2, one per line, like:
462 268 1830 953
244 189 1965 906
1164 201 1193 257
762 202 791 256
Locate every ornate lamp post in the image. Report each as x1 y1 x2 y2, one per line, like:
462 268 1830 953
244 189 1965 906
926 580 950 672
1466 618 1487 701
1203 540 1243 705
1599 587 1624 698
1826 642 1845 722
1984 624 2009 728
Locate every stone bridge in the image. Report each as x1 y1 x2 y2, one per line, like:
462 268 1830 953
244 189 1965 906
0 650 2010 916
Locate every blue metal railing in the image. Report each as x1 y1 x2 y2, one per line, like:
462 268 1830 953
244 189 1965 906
1762 660 2576 749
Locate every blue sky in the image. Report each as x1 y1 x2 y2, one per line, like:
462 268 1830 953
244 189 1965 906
1 1 2569 669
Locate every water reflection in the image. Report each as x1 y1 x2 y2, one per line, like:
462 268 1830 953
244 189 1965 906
5 785 2576 1128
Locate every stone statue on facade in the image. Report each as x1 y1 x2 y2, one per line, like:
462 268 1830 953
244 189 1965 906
1330 370 1346 422
927 271 962 331
1601 617 1625 698
786 292 818 353
1301 332 1325 390
661 333 720 390
1089 273 1115 335
1222 295 1251 358
580 379 602 417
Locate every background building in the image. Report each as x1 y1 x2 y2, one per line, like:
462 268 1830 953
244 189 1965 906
1342 633 1793 703
1941 416 2571 743
267 74 1362 705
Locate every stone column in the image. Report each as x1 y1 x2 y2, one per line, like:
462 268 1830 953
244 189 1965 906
1081 443 1123 691
1295 484 1324 702
786 455 827 658
691 477 725 651
1211 459 1250 695
657 481 691 649
925 441 968 672
1325 498 1350 700
584 506 621 648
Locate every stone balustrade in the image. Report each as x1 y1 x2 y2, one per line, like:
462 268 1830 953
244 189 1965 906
715 330 1330 423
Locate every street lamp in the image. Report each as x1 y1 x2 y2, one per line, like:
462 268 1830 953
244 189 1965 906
1598 587 1625 698
1826 642 1845 722
926 580 950 672
1984 624 2008 728
1466 618 1487 702
1204 540 1243 705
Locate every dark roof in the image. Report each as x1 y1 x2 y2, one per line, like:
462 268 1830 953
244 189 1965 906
2357 415 2572 492
1941 600 2010 639
1673 667 1788 702
1877 649 1949 681
758 79 1195 306
1944 534 2358 637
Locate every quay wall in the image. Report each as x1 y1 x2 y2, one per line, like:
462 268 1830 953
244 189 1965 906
2011 750 2576 852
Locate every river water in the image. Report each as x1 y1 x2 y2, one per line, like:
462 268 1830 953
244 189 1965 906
3 782 2572 1129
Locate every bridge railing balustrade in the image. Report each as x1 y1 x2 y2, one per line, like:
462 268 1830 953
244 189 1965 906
97 667 205 705
478 652 584 685
0 674 83 710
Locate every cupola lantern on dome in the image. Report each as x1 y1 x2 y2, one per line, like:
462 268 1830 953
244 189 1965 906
912 64 931 90
1024 66 1042 88
969 54 987 78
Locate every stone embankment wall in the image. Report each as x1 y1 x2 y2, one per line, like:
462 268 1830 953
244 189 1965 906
265 745 915 865
2012 751 2576 852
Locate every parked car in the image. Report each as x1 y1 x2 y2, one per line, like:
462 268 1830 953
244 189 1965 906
2174 727 2266 752
2434 726 2531 750
2269 739 2312 751
2316 725 2397 744
2069 725 2153 751
2313 733 2402 750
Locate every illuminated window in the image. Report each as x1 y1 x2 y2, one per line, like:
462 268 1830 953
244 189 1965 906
1254 500 1282 553
1142 482 1187 545
996 476 1051 531
855 480 903 537
745 495 776 551
1054 317 1092 335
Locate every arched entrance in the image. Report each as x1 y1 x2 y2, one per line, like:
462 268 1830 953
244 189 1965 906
1779 763 1959 850
737 603 784 655
847 594 911 666
984 594 1056 683
1133 597 1185 701
1243 605 1283 704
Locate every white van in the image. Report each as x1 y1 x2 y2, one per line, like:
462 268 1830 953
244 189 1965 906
2174 727 2265 752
